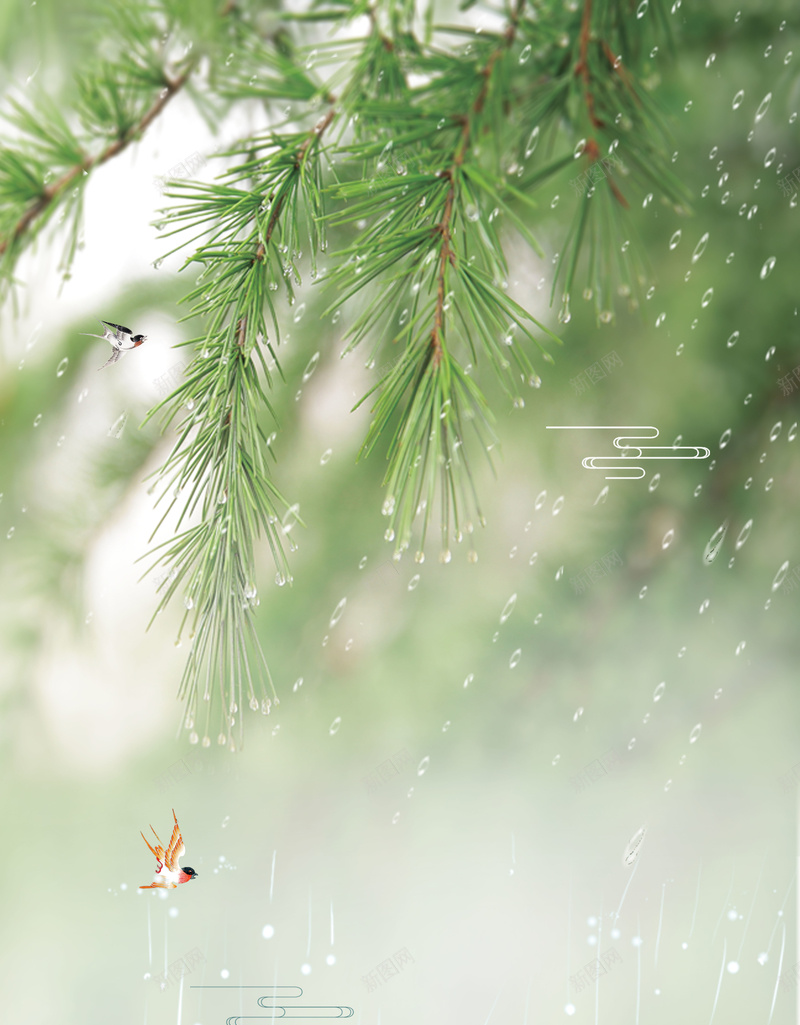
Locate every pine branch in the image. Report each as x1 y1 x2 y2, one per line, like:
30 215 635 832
0 0 693 744
140 98 338 749
0 69 193 260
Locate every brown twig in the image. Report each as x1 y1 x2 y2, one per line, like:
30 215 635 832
573 7 631 207
574 0 603 129
429 2 523 367
0 68 193 258
601 40 640 106
251 105 337 267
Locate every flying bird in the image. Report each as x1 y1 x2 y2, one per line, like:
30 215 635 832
139 809 198 889
81 319 147 370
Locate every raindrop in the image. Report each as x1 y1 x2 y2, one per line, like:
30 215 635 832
509 648 522 669
726 332 739 348
328 717 342 735
669 230 682 250
463 673 473 688
754 92 772 122
329 597 347 627
735 519 753 550
760 256 776 279
701 288 714 308
499 594 517 623
519 44 531 63
662 528 675 549
648 473 661 492
691 232 709 263
552 495 564 516
769 421 782 442
534 490 547 510
573 707 584 722
320 449 332 465
417 756 430 776
735 640 746 656
653 681 666 701
623 826 646 866
771 561 790 592
302 352 320 380
689 723 702 743
732 90 745 110
594 485 609 505
699 598 710 613
764 147 777 168
704 521 729 564
408 574 420 591
636 0 648 17
524 126 540 159
293 302 307 323
639 586 648 599
528 552 538 566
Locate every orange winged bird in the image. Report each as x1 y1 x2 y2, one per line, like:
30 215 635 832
139 809 198 889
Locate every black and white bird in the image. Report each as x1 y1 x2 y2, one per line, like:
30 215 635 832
82 319 147 370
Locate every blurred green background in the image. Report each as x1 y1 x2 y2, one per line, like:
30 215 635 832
1 1 800 1023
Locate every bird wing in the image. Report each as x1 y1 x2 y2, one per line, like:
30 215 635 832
164 809 186 871
141 828 166 868
97 348 123 370
101 320 133 343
